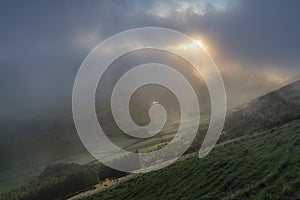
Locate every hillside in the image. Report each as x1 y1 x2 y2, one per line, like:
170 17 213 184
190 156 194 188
83 119 300 200
2 79 300 198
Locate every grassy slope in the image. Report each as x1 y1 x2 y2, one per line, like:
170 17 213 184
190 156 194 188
83 119 300 200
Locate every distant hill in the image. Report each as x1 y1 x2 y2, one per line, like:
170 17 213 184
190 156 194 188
223 79 300 139
187 79 300 153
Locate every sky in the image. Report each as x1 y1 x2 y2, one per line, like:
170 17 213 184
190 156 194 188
0 0 300 119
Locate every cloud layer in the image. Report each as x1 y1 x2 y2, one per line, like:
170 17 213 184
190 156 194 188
0 0 299 117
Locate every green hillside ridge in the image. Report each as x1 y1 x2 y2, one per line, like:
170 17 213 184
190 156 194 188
83 119 300 200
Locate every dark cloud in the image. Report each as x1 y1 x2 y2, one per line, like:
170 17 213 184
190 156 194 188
202 0 300 69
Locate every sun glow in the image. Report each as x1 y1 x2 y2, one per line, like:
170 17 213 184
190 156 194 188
193 40 204 49
177 39 206 51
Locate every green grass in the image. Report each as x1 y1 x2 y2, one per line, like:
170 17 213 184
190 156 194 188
83 119 300 200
